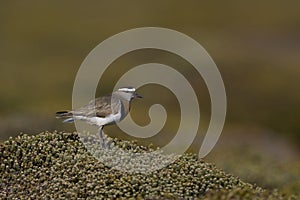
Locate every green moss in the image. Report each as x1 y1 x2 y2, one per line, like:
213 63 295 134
0 132 297 199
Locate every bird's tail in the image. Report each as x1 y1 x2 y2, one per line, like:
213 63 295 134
56 111 74 123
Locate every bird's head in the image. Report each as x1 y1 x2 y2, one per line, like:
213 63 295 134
116 87 142 101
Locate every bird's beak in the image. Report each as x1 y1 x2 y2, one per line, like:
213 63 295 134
134 92 143 98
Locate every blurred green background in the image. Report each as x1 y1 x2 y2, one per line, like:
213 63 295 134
0 1 299 195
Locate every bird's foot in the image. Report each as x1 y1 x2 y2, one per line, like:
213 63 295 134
99 138 115 150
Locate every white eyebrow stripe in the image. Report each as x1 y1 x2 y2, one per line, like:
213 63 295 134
118 88 136 92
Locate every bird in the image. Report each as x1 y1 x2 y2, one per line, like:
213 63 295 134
56 87 142 148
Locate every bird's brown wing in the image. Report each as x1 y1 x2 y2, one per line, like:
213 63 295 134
71 94 120 118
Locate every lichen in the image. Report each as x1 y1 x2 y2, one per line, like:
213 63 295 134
0 131 297 199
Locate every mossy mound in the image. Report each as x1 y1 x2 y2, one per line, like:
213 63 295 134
0 132 296 199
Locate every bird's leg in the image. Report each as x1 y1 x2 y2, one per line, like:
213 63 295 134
98 126 105 148
98 126 114 149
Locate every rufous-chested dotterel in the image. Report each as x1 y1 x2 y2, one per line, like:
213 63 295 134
56 87 142 148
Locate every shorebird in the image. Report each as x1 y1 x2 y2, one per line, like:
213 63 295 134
56 87 142 147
